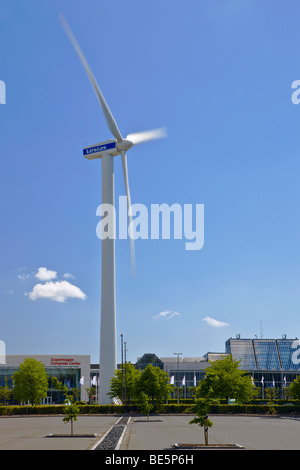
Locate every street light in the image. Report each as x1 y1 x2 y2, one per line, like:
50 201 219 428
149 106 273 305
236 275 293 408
173 353 182 404
120 334 124 402
124 341 127 405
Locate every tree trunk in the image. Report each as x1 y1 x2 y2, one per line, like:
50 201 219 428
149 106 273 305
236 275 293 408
204 416 209 446
204 426 208 446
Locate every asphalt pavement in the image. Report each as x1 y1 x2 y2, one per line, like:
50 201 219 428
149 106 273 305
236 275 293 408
1 414 300 450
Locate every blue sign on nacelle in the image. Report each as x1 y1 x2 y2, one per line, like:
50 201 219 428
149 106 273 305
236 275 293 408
83 141 116 157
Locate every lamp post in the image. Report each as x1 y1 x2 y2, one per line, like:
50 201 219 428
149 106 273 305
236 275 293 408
124 341 127 405
173 353 182 404
120 334 124 402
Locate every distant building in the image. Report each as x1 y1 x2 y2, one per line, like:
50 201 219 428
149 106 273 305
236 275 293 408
0 355 90 403
203 352 228 362
226 335 300 394
135 353 164 370
2 335 300 404
160 356 208 388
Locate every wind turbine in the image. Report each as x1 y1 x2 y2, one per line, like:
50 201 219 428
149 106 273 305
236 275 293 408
59 14 167 404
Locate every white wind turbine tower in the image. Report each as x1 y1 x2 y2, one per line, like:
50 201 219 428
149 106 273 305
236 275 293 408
60 14 167 404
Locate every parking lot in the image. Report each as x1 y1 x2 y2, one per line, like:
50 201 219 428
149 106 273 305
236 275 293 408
121 414 300 450
0 414 300 450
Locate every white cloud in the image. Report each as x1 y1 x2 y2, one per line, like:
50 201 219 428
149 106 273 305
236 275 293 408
18 273 30 281
63 272 76 280
28 280 86 303
35 267 57 282
154 310 181 320
202 316 229 328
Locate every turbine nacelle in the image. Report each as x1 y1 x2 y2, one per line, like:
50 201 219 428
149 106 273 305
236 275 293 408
83 139 133 160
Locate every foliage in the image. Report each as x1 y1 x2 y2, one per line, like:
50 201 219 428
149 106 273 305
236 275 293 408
51 376 80 434
51 376 68 395
138 392 152 420
189 398 219 445
1 402 300 415
62 400 79 435
136 365 172 405
197 355 259 403
51 377 80 402
189 399 214 428
12 358 49 405
85 386 96 403
109 363 141 403
0 378 12 405
265 387 279 415
288 376 300 399
265 387 279 401
109 364 172 405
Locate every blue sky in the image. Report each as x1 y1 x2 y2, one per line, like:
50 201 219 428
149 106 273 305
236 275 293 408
2 0 300 363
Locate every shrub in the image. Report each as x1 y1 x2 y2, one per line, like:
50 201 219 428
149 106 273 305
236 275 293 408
1 402 300 416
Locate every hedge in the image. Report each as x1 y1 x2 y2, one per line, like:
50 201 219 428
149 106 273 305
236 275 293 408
1 403 300 416
0 405 65 416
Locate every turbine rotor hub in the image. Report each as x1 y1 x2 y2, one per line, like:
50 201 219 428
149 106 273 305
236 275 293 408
117 139 133 153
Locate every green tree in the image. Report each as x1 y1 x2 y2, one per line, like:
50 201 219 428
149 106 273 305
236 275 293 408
288 376 300 399
189 397 219 446
137 365 172 405
85 386 96 404
12 358 49 405
197 355 258 403
139 392 152 420
51 377 79 435
265 387 279 415
62 399 79 436
0 378 12 405
109 363 141 403
51 376 68 397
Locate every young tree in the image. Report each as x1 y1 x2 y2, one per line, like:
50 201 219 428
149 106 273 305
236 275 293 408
265 387 279 415
62 400 80 436
197 355 258 403
139 392 152 421
51 377 79 435
85 386 96 404
189 398 219 446
12 358 49 405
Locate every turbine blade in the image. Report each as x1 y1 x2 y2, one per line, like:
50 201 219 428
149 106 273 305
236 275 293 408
59 13 123 142
126 127 167 146
121 151 135 276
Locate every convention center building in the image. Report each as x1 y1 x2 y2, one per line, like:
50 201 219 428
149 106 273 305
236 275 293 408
1 336 300 403
225 335 300 395
132 336 300 397
0 354 90 403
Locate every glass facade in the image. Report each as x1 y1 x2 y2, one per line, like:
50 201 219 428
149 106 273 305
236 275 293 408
277 340 300 371
227 337 300 372
225 337 300 396
253 340 281 370
225 339 256 370
0 366 81 404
